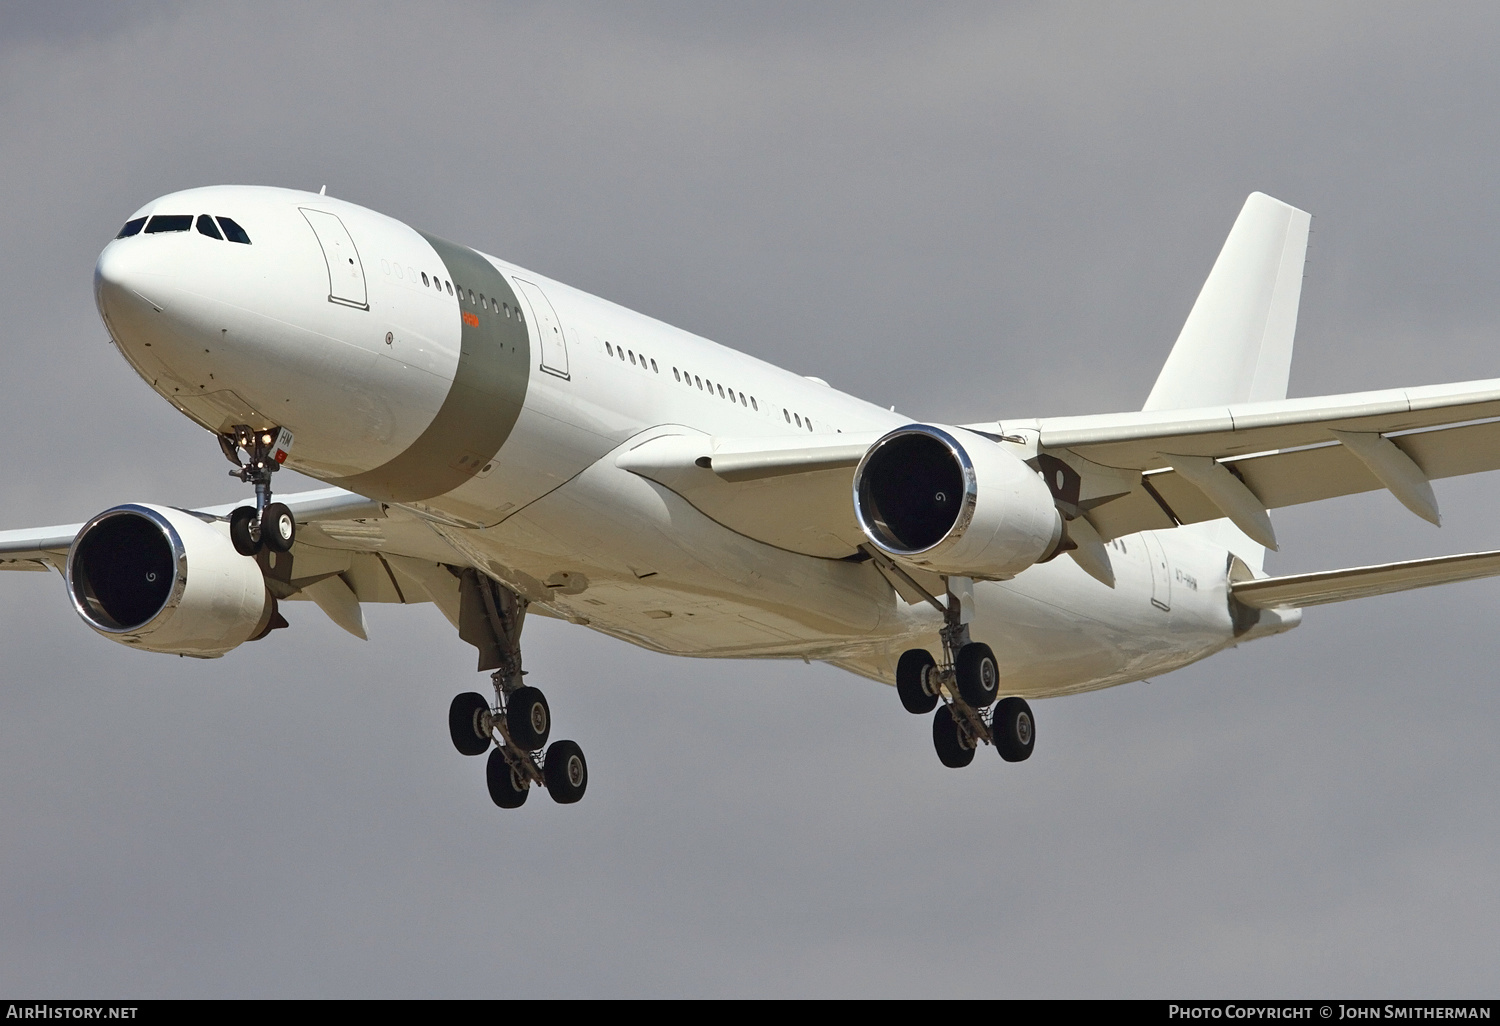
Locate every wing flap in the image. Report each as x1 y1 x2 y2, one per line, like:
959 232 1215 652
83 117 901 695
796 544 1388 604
1082 417 1500 540
1232 549 1500 609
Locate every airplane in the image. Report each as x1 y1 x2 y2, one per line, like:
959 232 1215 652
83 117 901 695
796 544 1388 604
7 186 1500 809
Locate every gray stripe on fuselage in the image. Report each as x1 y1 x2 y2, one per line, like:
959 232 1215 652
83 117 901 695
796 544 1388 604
329 231 531 501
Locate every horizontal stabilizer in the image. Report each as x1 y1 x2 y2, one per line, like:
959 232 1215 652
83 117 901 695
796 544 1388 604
1232 548 1500 609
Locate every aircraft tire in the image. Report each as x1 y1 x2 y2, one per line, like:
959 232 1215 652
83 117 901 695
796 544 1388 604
506 686 551 751
262 502 296 553
229 505 261 556
955 642 1000 708
448 692 492 756
486 748 529 808
896 649 939 714
543 740 588 804
932 704 976 768
992 696 1035 763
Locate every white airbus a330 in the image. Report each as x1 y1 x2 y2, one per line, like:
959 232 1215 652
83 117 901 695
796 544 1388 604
6 186 1499 807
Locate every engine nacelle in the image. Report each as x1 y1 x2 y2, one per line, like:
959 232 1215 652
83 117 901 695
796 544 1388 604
853 424 1062 580
66 503 274 657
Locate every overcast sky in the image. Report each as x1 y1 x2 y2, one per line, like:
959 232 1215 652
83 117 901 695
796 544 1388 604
2 1 1499 997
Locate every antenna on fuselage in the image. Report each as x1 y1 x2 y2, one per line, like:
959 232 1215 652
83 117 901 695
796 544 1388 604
319 184 327 195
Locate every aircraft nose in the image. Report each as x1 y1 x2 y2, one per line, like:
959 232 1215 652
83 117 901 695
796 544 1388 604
94 235 171 323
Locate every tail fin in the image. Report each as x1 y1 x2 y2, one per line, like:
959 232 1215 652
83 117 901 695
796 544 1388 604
1145 192 1311 411
1146 193 1311 571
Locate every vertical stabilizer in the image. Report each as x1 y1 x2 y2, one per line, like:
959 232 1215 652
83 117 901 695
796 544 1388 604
1144 192 1310 411
1146 193 1310 572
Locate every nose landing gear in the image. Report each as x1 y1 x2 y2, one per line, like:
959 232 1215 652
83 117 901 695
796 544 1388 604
445 570 589 808
219 424 296 556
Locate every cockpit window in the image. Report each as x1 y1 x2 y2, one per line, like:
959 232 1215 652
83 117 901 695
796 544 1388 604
195 214 223 240
144 215 193 234
116 217 146 239
216 216 251 244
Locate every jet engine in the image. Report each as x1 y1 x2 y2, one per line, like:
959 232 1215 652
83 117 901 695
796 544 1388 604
853 424 1062 580
66 503 275 657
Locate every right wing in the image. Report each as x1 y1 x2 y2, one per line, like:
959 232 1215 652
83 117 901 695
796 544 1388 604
0 487 474 640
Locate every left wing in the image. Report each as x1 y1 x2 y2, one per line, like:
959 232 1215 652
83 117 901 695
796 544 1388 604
614 375 1500 568
615 429 878 558
972 376 1500 548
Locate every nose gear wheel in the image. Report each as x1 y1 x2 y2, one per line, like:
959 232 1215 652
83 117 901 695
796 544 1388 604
219 425 296 556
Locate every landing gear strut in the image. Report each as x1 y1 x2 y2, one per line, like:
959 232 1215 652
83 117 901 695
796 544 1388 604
220 424 296 556
446 570 589 807
892 574 1036 767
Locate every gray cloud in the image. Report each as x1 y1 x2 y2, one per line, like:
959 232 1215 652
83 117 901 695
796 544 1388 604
1 1 1498 996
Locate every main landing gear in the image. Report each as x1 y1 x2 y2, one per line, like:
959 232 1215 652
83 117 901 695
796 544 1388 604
894 579 1035 768
219 424 296 556
446 570 588 808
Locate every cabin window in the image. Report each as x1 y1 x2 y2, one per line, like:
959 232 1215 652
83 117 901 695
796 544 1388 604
468 289 476 303
195 214 222 240
695 376 703 389
446 281 453 295
673 368 680 381
717 384 725 399
739 392 747 406
605 342 614 357
794 413 802 427
115 217 146 238
216 217 251 244
651 359 658 373
629 351 636 365
784 409 791 422
421 272 430 287
751 397 758 411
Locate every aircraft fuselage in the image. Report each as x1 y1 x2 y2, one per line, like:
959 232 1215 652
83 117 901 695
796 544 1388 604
93 185 1285 696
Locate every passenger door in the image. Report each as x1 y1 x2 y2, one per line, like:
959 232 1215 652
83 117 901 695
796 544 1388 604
512 277 569 379
301 208 368 309
1142 532 1172 612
